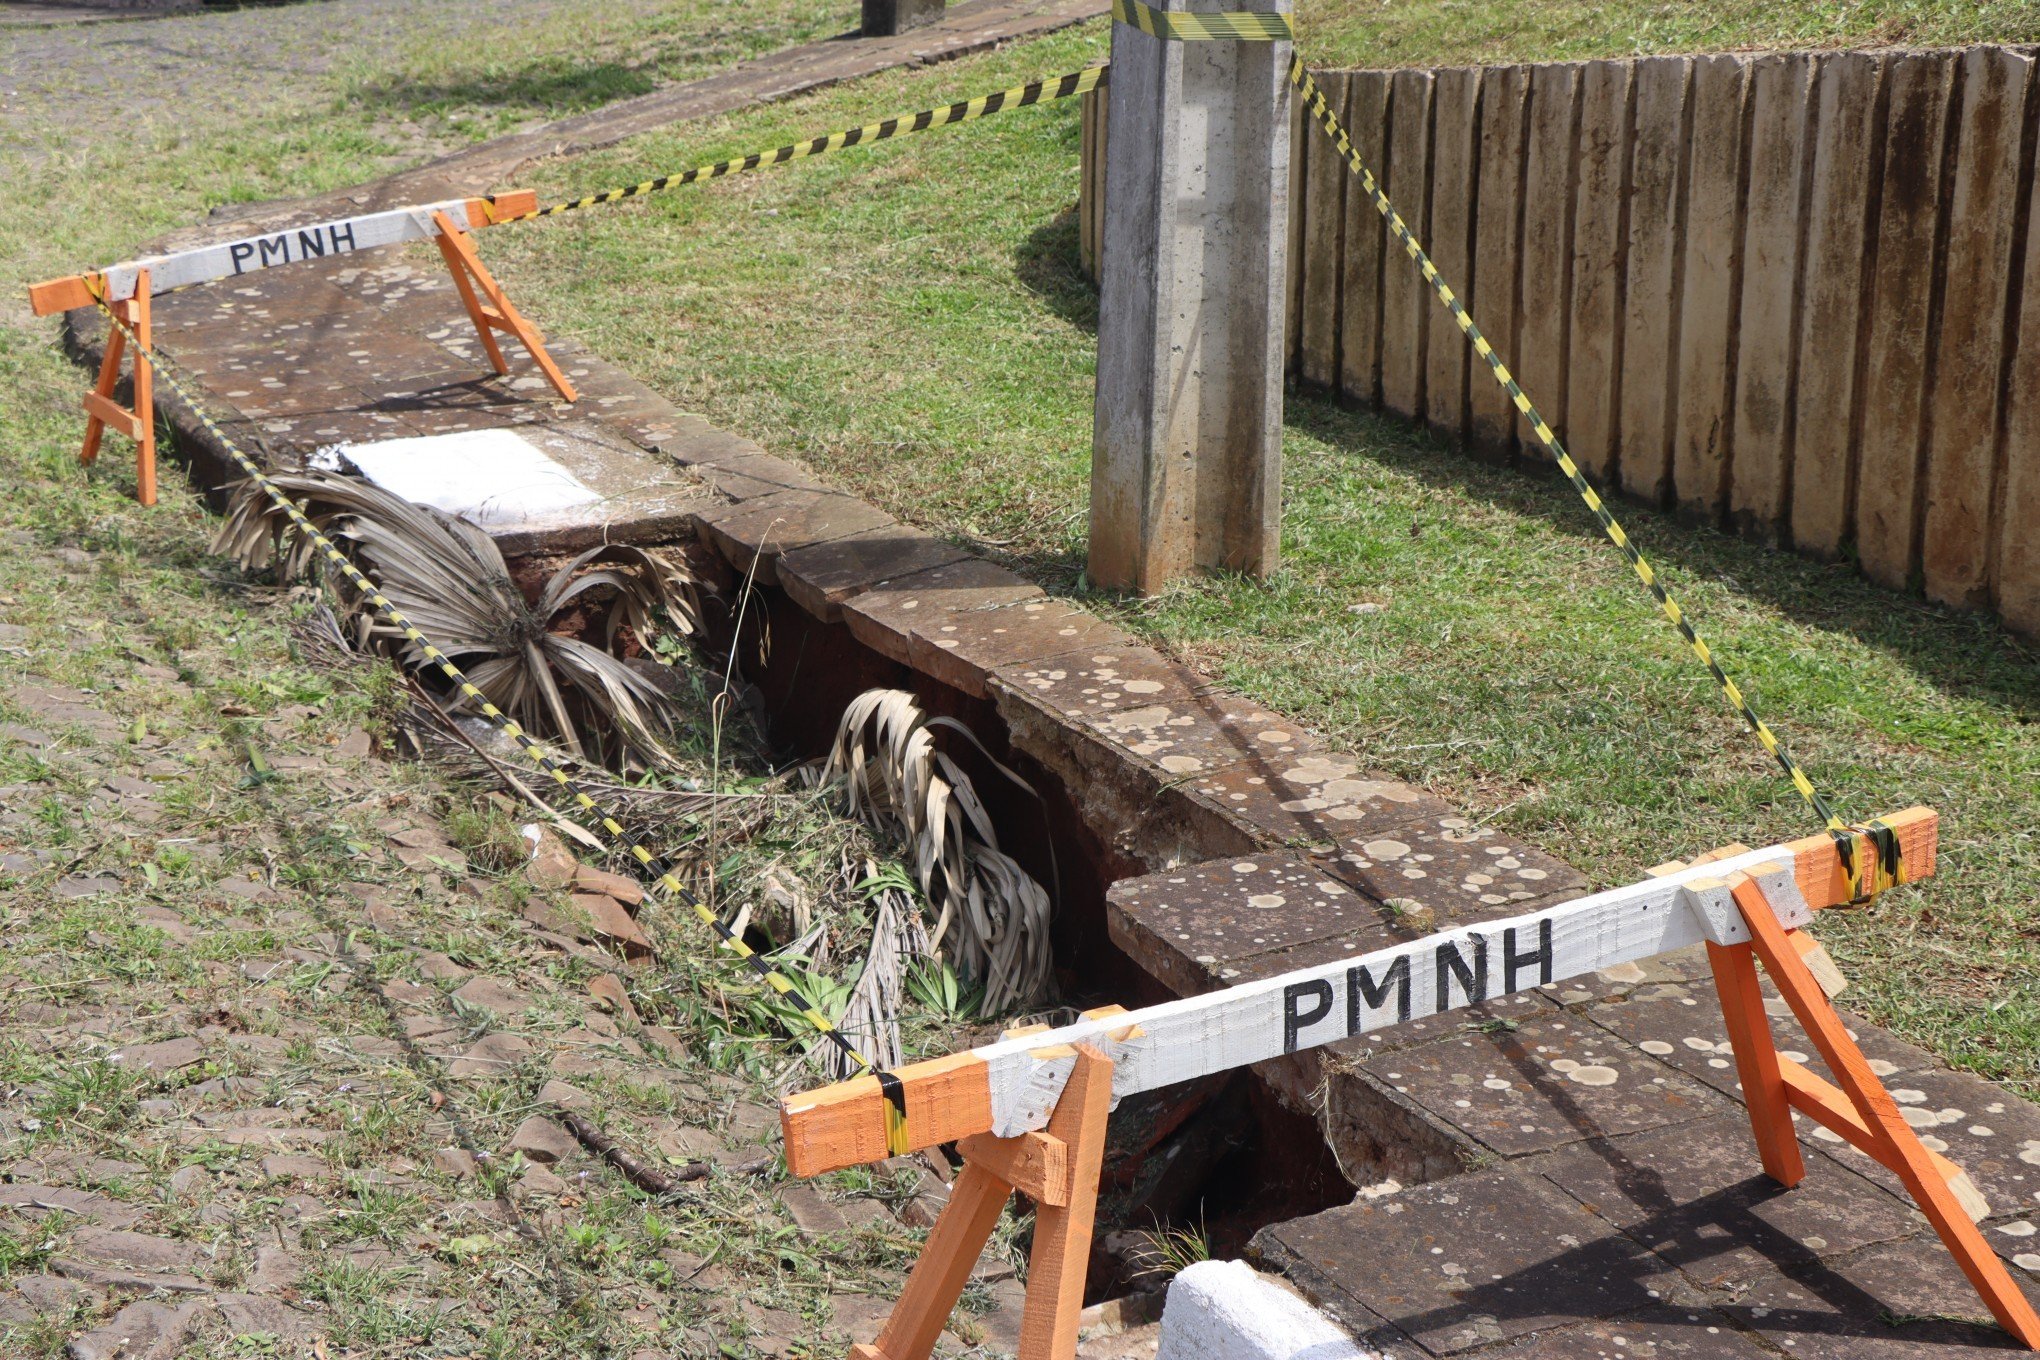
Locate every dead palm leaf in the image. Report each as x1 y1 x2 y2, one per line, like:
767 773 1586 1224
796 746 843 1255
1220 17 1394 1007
214 470 702 769
816 689 1052 1012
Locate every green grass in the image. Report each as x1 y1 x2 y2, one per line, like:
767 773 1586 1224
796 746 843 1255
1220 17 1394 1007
0 0 854 312
1293 0 2040 69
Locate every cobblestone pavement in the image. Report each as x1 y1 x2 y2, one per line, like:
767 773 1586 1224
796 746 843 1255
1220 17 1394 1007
0 1 1160 1351
0 5 172 31
0 453 1157 1354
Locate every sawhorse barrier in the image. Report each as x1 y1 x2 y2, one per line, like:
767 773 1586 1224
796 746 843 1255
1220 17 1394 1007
25 190 573 506
781 808 2040 1358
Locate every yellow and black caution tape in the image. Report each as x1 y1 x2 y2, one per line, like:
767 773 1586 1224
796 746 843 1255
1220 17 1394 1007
84 288 917 1149
1286 57 1902 901
492 65 1108 225
1109 0 1292 42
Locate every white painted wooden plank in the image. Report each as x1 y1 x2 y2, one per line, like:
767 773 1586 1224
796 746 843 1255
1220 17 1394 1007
976 840 1815 1135
95 200 476 301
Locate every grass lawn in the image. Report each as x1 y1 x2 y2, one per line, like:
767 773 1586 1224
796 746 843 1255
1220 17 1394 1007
1294 0 2040 68
463 24 2040 1095
5 2 2038 1101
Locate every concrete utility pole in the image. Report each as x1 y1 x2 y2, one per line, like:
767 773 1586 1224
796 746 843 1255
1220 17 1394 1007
1089 0 1292 593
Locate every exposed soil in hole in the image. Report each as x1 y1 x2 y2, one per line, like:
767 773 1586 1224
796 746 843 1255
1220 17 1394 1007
1083 1072 1354 1301
708 577 1362 1301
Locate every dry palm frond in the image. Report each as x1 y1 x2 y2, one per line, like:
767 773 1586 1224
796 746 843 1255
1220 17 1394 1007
294 601 780 862
218 470 701 769
820 865 930 1081
816 689 1052 1013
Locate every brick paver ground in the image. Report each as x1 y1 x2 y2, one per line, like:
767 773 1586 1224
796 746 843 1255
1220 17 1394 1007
0 431 1145 1358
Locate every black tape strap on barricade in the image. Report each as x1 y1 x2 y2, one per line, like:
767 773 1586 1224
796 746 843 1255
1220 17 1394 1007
875 1070 911 1158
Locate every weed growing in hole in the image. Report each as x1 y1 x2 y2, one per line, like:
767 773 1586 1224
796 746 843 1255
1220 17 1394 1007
32 797 75 841
474 1152 519 1200
436 1233 497 1267
301 1259 417 1308
442 802 529 874
905 959 980 1021
332 1102 406 1169
331 1177 429 1245
639 1211 677 1254
305 1262 454 1349
0 1223 55 1283
563 1221 625 1266
447 994 500 1039
1127 1215 1213 1283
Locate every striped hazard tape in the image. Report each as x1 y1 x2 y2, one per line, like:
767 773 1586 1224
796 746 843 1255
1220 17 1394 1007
492 65 1108 225
83 286 917 1150
1286 56 1903 903
1109 0 1292 42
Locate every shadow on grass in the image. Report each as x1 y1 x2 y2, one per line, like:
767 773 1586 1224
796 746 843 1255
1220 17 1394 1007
1285 394 2040 721
1015 207 1098 335
348 61 660 121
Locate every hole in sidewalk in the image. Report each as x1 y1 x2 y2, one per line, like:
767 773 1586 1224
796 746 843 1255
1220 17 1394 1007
705 569 1472 1303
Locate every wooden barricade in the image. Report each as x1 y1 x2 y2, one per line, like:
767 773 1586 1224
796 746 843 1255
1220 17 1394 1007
25 189 571 505
852 1020 1125 1360
76 268 156 505
781 808 2040 1356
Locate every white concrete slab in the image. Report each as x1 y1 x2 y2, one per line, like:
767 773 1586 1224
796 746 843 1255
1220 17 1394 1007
1158 1260 1374 1360
332 428 602 531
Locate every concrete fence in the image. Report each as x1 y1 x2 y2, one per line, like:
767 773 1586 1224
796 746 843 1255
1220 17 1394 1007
1077 44 2040 638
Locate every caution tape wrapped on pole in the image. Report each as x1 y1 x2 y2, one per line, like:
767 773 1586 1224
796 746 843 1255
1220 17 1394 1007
1107 0 1291 41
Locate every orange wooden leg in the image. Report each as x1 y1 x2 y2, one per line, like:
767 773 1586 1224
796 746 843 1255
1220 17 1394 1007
432 218 511 376
1705 938 1806 1187
130 274 155 507
80 324 125 467
1733 878 2040 1350
1017 1044 1114 1360
78 271 156 505
857 1161 1012 1360
848 1043 1117 1360
431 211 578 402
453 241 578 402
1774 1059 1984 1212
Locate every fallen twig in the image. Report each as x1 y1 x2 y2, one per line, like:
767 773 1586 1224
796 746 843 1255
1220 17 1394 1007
554 1110 771 1193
